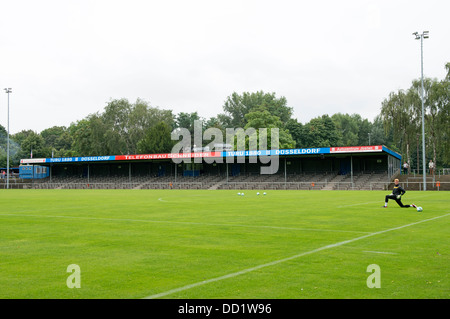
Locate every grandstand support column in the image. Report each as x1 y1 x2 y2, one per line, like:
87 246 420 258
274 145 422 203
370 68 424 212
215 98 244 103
284 158 287 189
387 155 390 180
226 163 229 183
387 155 394 180
87 164 90 185
129 163 131 184
4 88 12 189
350 155 354 189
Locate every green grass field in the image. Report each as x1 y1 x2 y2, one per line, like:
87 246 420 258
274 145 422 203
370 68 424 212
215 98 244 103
0 189 448 299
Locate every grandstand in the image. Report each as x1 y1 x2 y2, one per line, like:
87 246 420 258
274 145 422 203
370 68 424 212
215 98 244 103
19 170 391 191
11 145 405 190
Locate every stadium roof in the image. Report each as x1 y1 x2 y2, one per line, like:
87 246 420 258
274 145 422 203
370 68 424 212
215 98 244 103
20 145 401 165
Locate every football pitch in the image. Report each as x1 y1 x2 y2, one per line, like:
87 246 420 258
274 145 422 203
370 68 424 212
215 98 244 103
0 189 448 299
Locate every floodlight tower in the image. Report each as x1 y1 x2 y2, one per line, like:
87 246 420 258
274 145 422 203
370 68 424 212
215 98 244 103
4 88 12 189
412 31 428 191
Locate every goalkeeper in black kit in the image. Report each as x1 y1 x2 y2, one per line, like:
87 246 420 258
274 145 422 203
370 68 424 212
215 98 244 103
383 179 417 208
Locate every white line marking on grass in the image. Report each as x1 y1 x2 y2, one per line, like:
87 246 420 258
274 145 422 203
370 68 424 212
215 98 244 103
0 213 370 234
157 194 211 202
143 213 450 299
336 194 436 209
363 251 398 255
337 201 380 208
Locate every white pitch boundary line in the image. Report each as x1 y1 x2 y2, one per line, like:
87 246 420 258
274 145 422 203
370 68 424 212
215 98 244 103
143 213 450 299
0 213 370 234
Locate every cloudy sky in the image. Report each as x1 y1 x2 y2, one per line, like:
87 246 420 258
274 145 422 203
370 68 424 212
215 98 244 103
1 0 449 134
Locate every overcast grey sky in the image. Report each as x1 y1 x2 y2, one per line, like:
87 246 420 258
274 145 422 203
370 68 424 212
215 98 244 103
1 0 449 134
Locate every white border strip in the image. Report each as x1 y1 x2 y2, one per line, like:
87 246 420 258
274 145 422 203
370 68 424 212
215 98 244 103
143 213 450 299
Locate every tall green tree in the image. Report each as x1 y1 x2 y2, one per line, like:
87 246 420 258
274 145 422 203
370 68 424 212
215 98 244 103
431 73 450 165
14 131 46 159
0 125 7 167
243 106 295 149
175 112 202 132
301 115 341 148
0 126 20 167
357 118 372 146
220 91 293 128
128 99 174 153
40 126 73 157
0 125 6 146
369 115 392 147
378 62 450 168
101 98 132 154
69 98 174 156
424 77 449 166
137 121 174 154
331 113 361 146
70 115 109 156
380 89 417 165
285 119 304 147
174 111 203 148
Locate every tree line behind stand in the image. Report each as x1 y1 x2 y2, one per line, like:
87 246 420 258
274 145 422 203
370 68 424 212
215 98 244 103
1 63 448 171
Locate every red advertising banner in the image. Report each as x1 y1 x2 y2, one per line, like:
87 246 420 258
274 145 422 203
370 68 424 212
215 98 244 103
114 152 222 161
330 145 382 153
20 158 46 164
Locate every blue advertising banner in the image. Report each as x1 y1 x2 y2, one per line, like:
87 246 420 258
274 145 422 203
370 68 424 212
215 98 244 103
223 148 330 157
45 155 116 163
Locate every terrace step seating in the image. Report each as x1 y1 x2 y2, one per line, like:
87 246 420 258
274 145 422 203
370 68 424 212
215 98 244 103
355 171 390 190
31 174 227 190
0 177 29 189
26 171 390 190
397 175 449 191
321 171 389 190
218 172 339 190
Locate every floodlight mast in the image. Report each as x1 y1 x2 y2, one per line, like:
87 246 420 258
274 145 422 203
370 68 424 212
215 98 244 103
412 31 428 190
4 88 12 189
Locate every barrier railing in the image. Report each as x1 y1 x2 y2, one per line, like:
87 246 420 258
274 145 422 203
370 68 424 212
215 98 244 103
407 169 449 176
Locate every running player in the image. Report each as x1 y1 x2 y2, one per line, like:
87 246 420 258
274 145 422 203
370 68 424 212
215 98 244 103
383 179 417 208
